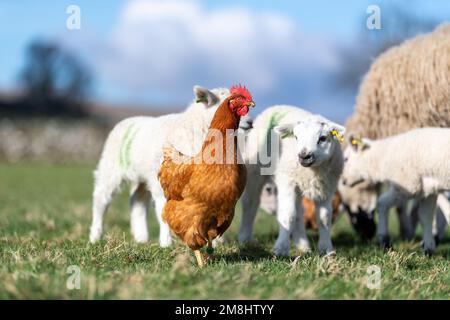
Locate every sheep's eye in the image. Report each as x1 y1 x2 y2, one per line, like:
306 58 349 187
318 136 327 144
344 157 348 162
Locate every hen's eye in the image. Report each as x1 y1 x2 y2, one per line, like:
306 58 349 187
318 136 327 144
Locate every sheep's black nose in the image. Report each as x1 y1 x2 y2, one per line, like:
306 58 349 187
298 151 313 161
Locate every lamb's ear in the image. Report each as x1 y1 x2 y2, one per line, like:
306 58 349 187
348 133 361 150
274 123 296 139
348 133 371 151
193 85 219 107
324 121 345 143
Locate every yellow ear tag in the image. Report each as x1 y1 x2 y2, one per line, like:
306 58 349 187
351 138 362 146
331 129 344 143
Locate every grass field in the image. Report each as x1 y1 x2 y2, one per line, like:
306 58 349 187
0 163 449 299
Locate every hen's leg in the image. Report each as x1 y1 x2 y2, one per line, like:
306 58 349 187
129 183 150 243
194 250 205 268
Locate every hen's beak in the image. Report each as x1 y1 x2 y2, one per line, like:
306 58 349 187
246 101 255 108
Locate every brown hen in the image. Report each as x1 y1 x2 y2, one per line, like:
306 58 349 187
158 88 254 267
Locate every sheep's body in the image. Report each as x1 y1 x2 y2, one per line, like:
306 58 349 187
340 24 450 241
89 87 230 246
346 24 450 140
239 105 344 255
342 128 450 253
354 129 450 196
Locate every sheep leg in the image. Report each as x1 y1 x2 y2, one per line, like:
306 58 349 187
292 196 311 253
436 193 450 225
89 172 122 243
149 177 172 247
431 211 440 246
376 187 404 249
273 181 297 256
418 194 437 255
154 196 172 247
314 199 334 255
409 198 420 236
129 183 150 243
212 235 224 248
238 168 265 244
434 209 447 245
396 202 414 241
430 193 449 246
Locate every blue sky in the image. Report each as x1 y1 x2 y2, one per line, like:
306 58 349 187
0 0 449 122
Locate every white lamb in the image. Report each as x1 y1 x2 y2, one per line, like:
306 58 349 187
341 128 450 254
89 86 231 246
339 180 448 244
239 105 345 255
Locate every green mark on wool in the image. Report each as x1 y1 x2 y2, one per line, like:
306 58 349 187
266 110 289 156
267 111 289 141
267 111 289 132
119 123 140 169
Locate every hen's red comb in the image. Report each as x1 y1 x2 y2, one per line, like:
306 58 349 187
230 84 252 102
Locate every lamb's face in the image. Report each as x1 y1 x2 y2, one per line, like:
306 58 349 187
275 117 345 168
341 146 367 187
293 121 335 167
259 181 277 215
239 114 253 132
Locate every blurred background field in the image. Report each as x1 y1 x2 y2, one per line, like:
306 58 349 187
0 1 449 299
1 0 450 163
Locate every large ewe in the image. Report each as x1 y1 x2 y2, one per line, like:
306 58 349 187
341 128 450 254
339 24 450 238
346 24 450 139
239 105 345 255
89 86 231 246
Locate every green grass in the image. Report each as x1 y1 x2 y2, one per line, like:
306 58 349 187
0 163 449 299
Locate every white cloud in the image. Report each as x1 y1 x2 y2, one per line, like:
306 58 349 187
67 0 340 109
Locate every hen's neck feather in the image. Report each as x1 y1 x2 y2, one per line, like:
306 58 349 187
208 97 240 133
200 96 241 158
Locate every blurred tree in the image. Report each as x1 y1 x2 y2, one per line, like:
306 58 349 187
19 40 92 117
333 2 439 93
